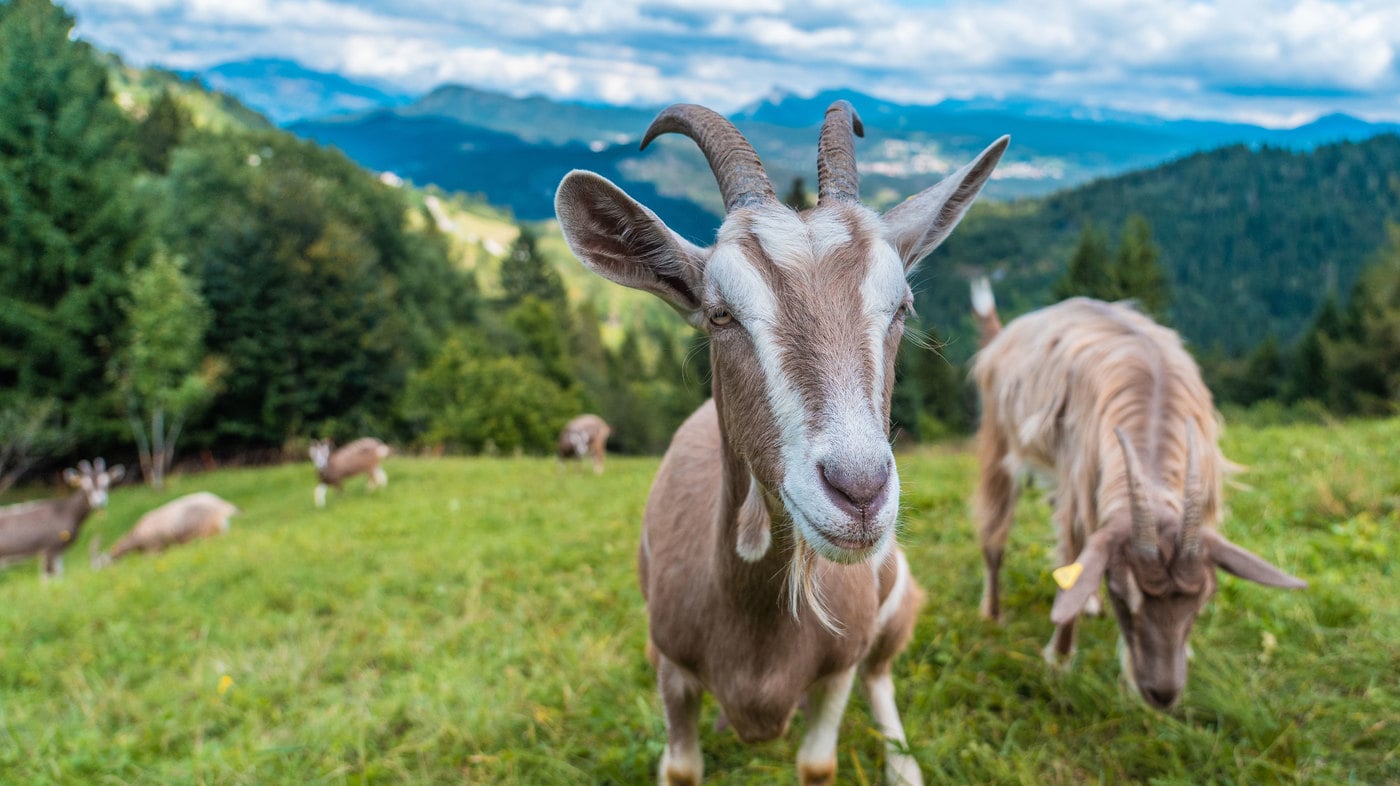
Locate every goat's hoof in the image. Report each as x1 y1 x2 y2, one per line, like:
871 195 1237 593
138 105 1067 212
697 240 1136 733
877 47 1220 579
798 759 836 786
1042 642 1075 671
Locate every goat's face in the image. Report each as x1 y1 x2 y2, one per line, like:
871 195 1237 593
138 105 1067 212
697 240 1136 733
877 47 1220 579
702 205 910 561
556 102 1006 564
63 458 124 509
1052 429 1306 711
1102 520 1217 710
309 440 331 470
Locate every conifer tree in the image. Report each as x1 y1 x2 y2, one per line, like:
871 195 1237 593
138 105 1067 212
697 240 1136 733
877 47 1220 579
1052 223 1115 301
0 0 149 438
1114 214 1170 319
783 177 813 211
500 224 565 306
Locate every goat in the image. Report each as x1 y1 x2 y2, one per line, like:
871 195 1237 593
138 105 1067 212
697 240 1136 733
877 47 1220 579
556 101 1007 785
557 414 611 474
309 437 389 508
969 283 1305 710
91 491 237 568
0 458 124 578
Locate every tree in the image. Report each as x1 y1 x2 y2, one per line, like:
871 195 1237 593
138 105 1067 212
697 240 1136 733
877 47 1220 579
1052 223 1115 302
1114 214 1170 319
500 224 565 306
136 89 187 174
113 253 223 488
0 0 150 442
783 177 813 211
0 396 72 499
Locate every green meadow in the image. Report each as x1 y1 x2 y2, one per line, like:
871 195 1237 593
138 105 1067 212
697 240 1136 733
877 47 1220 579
1 418 1396 785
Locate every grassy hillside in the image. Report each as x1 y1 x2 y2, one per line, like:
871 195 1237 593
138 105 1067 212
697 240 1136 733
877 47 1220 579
2 417 1395 783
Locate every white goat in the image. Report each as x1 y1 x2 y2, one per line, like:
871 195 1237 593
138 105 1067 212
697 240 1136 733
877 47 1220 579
309 437 389 508
0 458 123 578
970 284 1305 709
92 491 237 567
556 101 1007 784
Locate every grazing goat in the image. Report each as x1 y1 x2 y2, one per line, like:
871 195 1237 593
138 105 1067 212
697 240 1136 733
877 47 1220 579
556 101 1006 785
970 284 1305 710
557 414 611 474
92 491 237 567
309 437 389 508
0 458 123 578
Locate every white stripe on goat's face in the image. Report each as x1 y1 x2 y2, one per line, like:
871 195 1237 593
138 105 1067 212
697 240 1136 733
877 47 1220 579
707 204 909 564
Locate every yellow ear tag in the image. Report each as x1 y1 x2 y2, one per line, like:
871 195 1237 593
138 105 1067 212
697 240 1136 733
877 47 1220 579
60 530 71 542
1052 562 1084 590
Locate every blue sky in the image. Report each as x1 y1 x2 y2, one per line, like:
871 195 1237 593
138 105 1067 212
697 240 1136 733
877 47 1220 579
62 0 1400 126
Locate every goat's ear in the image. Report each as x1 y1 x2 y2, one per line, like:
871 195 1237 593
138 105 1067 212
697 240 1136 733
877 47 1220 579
63 468 81 487
881 136 1009 272
1205 530 1307 589
1050 527 1118 625
107 465 125 483
556 170 706 326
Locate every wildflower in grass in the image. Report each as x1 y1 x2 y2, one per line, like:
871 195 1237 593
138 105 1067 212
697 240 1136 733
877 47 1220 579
218 674 233 695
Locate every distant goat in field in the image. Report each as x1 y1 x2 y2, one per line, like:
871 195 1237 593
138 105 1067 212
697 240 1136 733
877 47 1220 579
557 101 1006 784
309 438 389 508
92 491 237 568
557 414 611 474
0 458 123 578
969 280 1305 710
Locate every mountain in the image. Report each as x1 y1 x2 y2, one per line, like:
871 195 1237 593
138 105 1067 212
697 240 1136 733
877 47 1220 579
289 81 1400 239
197 58 413 125
917 134 1400 357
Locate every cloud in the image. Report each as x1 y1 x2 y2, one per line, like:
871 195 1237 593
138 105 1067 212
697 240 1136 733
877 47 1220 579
62 0 1400 125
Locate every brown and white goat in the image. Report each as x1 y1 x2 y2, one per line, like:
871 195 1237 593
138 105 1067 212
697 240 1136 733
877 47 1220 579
0 458 124 578
970 288 1305 710
309 437 389 508
557 101 1006 785
557 414 611 474
92 491 237 567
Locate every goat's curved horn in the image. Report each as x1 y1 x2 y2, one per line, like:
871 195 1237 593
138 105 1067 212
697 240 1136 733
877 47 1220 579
1114 428 1158 558
817 100 865 206
1179 423 1203 559
640 103 775 212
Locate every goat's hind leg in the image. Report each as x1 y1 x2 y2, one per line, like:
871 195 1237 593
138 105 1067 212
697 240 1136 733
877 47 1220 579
974 425 1019 622
656 655 704 785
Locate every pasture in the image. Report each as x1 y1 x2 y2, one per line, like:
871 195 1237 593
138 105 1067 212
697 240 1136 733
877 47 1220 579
0 418 1396 784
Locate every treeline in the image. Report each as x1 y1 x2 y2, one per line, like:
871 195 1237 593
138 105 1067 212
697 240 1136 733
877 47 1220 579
925 133 1400 357
0 0 707 490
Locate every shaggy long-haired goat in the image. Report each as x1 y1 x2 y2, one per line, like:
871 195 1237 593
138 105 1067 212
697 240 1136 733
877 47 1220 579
556 102 1006 785
969 281 1305 709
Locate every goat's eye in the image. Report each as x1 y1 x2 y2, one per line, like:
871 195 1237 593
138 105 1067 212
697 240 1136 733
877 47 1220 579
892 301 914 324
709 307 734 327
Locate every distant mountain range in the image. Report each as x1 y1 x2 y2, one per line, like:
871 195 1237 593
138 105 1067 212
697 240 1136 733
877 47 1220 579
214 56 1393 240
194 58 414 125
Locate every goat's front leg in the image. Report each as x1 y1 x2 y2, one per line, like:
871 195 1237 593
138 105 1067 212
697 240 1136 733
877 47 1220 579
864 668 923 786
657 656 704 786
796 666 856 786
42 551 63 579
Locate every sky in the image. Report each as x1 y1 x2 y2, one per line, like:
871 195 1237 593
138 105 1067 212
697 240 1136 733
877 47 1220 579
61 0 1400 127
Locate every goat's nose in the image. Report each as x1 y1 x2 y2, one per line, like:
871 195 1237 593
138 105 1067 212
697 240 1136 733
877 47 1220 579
819 459 891 517
1144 687 1179 709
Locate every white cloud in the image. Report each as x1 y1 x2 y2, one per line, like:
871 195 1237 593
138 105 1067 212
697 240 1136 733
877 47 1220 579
62 0 1400 124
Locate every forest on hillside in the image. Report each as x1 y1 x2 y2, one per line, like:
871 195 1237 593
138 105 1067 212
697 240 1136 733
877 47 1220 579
5 0 1400 494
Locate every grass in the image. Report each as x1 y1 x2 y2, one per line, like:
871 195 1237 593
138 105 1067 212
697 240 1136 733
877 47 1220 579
1 418 1396 784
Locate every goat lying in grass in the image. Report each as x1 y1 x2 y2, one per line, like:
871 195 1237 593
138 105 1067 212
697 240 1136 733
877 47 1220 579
970 280 1306 709
92 491 237 568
